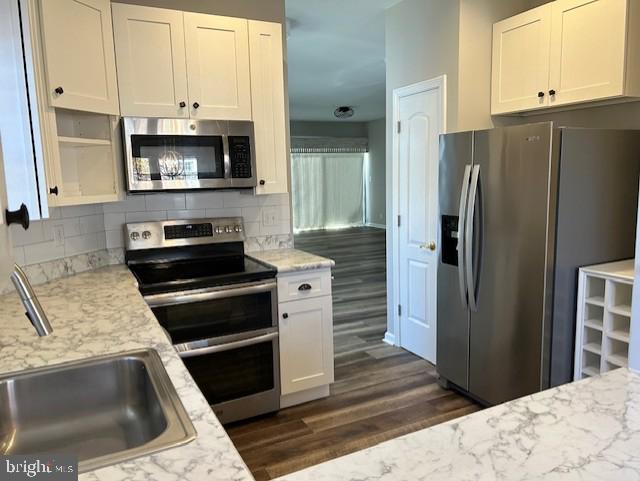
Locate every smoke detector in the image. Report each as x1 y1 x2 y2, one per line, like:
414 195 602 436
334 106 354 119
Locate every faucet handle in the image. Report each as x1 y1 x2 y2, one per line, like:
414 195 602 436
10 265 53 336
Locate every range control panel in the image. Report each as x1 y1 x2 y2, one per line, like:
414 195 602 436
125 217 245 251
164 223 213 240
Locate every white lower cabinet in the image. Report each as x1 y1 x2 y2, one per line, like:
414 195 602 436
278 270 334 405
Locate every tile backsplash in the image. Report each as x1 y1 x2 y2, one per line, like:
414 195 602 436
11 191 292 267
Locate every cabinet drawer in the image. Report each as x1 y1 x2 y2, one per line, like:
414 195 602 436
277 269 332 303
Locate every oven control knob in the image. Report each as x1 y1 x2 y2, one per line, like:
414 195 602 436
214 226 223 235
224 226 233 233
130 231 140 241
142 230 152 240
234 225 242 233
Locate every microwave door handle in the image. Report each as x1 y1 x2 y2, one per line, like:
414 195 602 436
222 134 232 179
144 280 276 307
178 331 279 358
457 165 472 308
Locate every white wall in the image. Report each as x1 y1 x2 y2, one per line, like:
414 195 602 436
366 118 386 227
112 0 285 23
102 192 291 252
11 192 291 267
457 0 530 131
290 121 368 138
384 0 461 342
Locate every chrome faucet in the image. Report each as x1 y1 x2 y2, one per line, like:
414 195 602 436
10 264 53 336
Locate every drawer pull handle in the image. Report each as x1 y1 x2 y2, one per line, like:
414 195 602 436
282 313 289 319
298 283 312 291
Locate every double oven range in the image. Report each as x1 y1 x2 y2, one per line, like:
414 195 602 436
125 217 279 424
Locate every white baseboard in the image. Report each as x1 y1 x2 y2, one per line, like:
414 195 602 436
383 331 396 346
366 222 386 229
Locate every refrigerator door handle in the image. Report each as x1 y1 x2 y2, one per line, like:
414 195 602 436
457 165 472 308
465 165 480 312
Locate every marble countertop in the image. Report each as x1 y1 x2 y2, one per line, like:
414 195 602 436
3 264 639 481
275 367 640 481
248 248 335 273
0 265 253 481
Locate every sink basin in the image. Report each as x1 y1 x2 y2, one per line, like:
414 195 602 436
0 349 196 472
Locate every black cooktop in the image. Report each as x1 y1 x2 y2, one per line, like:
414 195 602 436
127 243 276 296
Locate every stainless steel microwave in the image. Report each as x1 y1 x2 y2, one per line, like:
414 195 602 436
122 117 257 192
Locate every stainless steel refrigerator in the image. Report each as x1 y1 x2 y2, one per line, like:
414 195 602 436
437 122 640 405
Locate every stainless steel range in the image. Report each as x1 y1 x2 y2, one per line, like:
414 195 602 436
125 217 279 424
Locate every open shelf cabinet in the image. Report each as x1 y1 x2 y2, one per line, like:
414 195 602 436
574 260 634 380
48 109 123 206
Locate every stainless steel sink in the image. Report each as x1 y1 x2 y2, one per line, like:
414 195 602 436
0 349 196 473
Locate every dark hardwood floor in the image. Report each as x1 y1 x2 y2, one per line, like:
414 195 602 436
226 227 480 480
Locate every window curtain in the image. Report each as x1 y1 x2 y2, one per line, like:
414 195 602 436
291 153 365 232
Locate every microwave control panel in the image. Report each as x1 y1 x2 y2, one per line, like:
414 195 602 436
229 136 253 179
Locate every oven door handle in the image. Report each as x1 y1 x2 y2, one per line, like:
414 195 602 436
144 280 276 307
178 331 279 358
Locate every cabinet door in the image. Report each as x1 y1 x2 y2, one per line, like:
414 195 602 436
548 0 627 106
491 4 552 114
279 296 334 395
112 4 189 118
0 140 15 292
39 0 119 115
184 13 252 120
249 21 289 194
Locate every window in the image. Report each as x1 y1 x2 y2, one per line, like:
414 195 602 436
291 153 365 232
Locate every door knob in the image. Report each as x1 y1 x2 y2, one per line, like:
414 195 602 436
421 241 436 251
192 102 200 109
179 101 186 108
54 86 64 95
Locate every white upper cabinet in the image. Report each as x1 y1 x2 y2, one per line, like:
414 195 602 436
548 0 629 106
184 13 252 120
249 20 289 194
491 5 552 114
492 0 640 115
112 4 189 118
39 0 119 115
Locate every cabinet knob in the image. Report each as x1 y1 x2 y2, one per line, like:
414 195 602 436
282 313 289 319
298 283 312 291
54 86 64 95
549 89 556 96
537 91 545 98
5 203 29 230
49 186 59 196
179 101 186 108
259 179 266 186
192 102 200 109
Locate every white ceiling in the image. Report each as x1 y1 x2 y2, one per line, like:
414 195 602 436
285 0 399 122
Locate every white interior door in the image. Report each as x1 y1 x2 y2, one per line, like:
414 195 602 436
394 78 444 363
